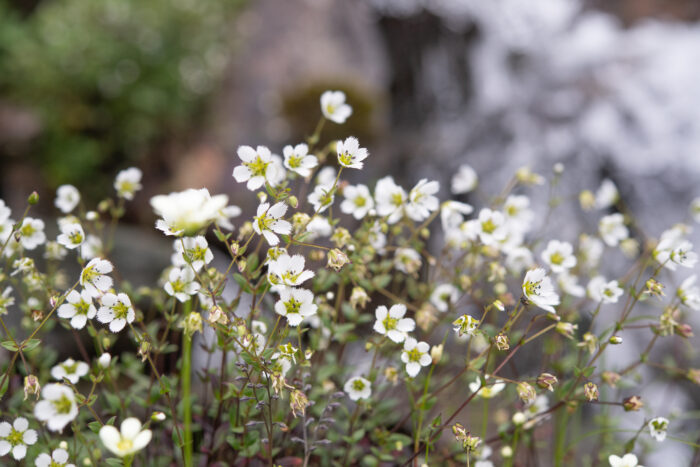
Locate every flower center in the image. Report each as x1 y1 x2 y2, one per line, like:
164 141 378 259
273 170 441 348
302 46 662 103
288 155 302 168
382 316 398 330
352 379 365 391
391 192 404 207
354 196 366 207
52 394 73 414
112 301 130 319
245 157 269 178
7 428 24 446
549 252 564 265
481 219 497 234
406 347 422 362
284 298 302 316
339 152 354 166
117 438 133 452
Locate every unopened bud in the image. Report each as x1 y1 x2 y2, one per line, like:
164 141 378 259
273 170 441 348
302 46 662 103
556 322 578 339
584 382 599 402
152 412 166 422
24 375 40 400
622 395 643 412
97 353 111 369
287 196 298 208
609 335 623 345
431 344 443 364
27 191 39 205
180 312 203 337
327 248 349 271
601 371 620 388
579 190 595 211
676 323 693 338
350 287 370 310
537 373 558 392
517 382 536 404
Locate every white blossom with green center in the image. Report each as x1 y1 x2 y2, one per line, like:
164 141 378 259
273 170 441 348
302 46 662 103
283 143 318 177
233 145 278 191
267 254 315 288
430 283 459 312
253 202 292 246
274 287 317 326
18 217 46 250
375 175 407 224
336 136 368 169
394 247 421 274
648 417 669 442
400 337 431 377
174 235 213 272
79 258 113 298
340 184 374 219
373 304 415 343
164 267 200 303
114 167 142 200
320 90 352 124
57 222 85 250
99 418 152 458
50 358 89 384
522 268 560 314
407 178 440 222
587 276 623 304
308 183 336 214
34 384 78 432
541 239 576 273
0 417 37 460
97 292 135 333
453 314 480 337
344 376 371 401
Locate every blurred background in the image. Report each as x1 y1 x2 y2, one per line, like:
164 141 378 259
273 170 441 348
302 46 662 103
1 0 700 463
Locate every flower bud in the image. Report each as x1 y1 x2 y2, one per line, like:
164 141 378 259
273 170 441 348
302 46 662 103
556 322 578 339
331 227 352 248
430 344 443 364
579 190 595 211
609 335 623 345
512 412 527 425
24 374 40 400
676 323 693 338
350 287 370 310
59 441 68 449
687 369 700 386
584 382 599 402
327 248 350 271
98 353 111 369
645 278 664 298
287 196 298 208
180 312 203 337
207 306 229 326
537 373 558 392
515 167 544 186
622 395 643 412
27 191 39 205
517 382 536 404
495 333 509 351
152 412 166 422
601 371 620 388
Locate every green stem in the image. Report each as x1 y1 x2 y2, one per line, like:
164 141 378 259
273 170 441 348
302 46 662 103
182 302 193 467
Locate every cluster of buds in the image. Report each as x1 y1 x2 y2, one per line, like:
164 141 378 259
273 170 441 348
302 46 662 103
644 278 665 298
452 423 481 453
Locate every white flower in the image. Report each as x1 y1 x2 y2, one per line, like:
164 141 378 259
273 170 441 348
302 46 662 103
80 235 103 261
374 176 407 224
580 235 604 269
215 205 243 231
164 267 200 303
394 248 421 274
274 288 317 326
0 218 13 244
503 195 534 233
441 201 473 231
558 272 585 297
232 145 279 191
453 314 479 337
0 417 37 460
608 453 642 467
18 217 46 250
663 240 697 270
541 240 577 273
97 293 135 332
469 376 506 399
522 268 560 314
305 216 332 239
316 166 337 186
56 222 85 250
321 90 352 124
35 448 75 467
267 254 315 287
407 179 440 222
587 276 623 304
99 418 152 458
401 337 431 377
283 143 318 177
599 213 628 247
373 304 415 343
0 199 10 223
505 246 534 274
55 185 80 213
308 183 336 214
0 287 14 315
98 353 112 368
114 167 142 200
451 164 478 194
253 202 292 246
341 184 374 220
431 284 459 312
691 197 700 223
57 290 96 329
173 236 213 271
475 209 507 246
80 258 113 297
51 358 89 384
344 376 371 401
368 221 387 252
44 241 67 261
648 417 669 442
151 188 228 236
34 384 78 432
595 179 619 210
678 275 700 310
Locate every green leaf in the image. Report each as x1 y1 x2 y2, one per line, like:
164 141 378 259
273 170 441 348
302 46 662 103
0 340 18 352
23 339 41 351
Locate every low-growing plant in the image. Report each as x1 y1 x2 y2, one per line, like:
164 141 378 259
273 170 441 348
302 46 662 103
0 90 699 466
